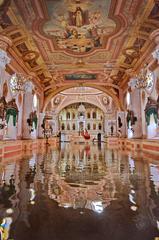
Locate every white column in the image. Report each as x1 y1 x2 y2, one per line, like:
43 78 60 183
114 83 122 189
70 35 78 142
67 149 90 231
0 36 12 96
38 112 45 138
22 82 34 139
130 88 143 138
117 111 126 137
0 37 12 139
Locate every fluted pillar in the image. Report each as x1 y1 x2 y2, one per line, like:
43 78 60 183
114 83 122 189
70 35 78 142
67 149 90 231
22 82 34 139
38 112 45 138
0 36 12 139
128 80 144 138
117 111 126 137
149 29 159 68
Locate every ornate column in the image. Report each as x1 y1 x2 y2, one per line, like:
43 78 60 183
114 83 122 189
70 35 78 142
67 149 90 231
0 36 12 96
54 113 59 135
22 82 34 139
128 80 143 138
38 112 45 138
0 36 12 139
117 111 126 137
151 30 159 62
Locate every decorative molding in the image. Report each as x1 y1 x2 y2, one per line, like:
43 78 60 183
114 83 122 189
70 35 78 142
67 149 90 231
0 36 12 51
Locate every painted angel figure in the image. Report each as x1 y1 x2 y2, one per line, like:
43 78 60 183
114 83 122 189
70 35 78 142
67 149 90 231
69 6 89 27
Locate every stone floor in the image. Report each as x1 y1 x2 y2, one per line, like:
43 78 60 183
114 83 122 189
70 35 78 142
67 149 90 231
0 142 159 240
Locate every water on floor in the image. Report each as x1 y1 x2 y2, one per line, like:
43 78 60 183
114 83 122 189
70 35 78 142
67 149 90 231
0 143 159 240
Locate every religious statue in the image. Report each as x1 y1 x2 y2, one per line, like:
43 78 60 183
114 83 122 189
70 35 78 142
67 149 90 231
126 110 137 128
6 98 18 126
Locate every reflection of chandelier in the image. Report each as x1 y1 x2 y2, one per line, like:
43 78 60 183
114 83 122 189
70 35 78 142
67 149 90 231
135 65 148 89
10 73 31 93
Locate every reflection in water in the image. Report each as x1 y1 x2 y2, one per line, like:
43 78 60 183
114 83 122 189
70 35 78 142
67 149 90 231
0 143 158 240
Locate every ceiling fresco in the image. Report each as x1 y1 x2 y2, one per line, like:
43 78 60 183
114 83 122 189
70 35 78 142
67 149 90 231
43 0 116 53
0 0 159 106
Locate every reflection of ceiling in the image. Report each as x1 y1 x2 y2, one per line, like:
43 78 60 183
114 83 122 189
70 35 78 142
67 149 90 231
1 0 158 101
47 143 117 212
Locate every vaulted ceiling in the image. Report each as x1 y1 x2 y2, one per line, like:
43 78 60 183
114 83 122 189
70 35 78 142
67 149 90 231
0 0 159 105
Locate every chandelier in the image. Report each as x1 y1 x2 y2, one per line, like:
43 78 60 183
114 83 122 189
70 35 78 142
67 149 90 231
135 64 149 89
10 73 31 93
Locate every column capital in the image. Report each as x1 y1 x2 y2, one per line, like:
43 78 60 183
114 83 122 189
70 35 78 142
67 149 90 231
0 49 11 68
24 81 34 93
152 48 159 62
128 77 137 90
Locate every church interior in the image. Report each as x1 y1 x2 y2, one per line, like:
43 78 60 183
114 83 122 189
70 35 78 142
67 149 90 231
0 0 159 239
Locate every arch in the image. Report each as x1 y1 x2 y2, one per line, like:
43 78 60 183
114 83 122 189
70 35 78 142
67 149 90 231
66 112 70 119
98 123 102 130
92 111 97 119
43 84 124 111
61 123 65 130
56 99 106 115
87 112 91 119
93 123 96 130
72 123 76 130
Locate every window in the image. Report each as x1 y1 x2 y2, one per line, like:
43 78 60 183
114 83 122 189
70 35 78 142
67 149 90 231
93 112 96 119
33 94 38 108
87 123 90 130
61 123 65 130
67 124 70 130
87 112 90 119
72 113 75 119
126 92 131 107
73 123 76 130
99 123 102 130
93 124 96 130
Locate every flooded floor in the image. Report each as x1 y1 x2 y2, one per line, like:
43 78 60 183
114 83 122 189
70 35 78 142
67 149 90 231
0 143 159 240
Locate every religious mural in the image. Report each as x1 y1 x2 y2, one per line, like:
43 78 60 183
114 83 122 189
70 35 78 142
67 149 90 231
65 73 97 80
43 0 116 53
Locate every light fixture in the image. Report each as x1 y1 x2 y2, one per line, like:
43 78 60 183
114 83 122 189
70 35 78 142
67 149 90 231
10 73 31 93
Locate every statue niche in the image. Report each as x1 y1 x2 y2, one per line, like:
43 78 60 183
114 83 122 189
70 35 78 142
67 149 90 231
126 110 137 128
145 97 159 125
27 111 38 132
6 98 18 127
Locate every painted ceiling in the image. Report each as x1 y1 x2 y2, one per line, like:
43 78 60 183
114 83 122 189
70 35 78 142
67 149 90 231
0 0 159 105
